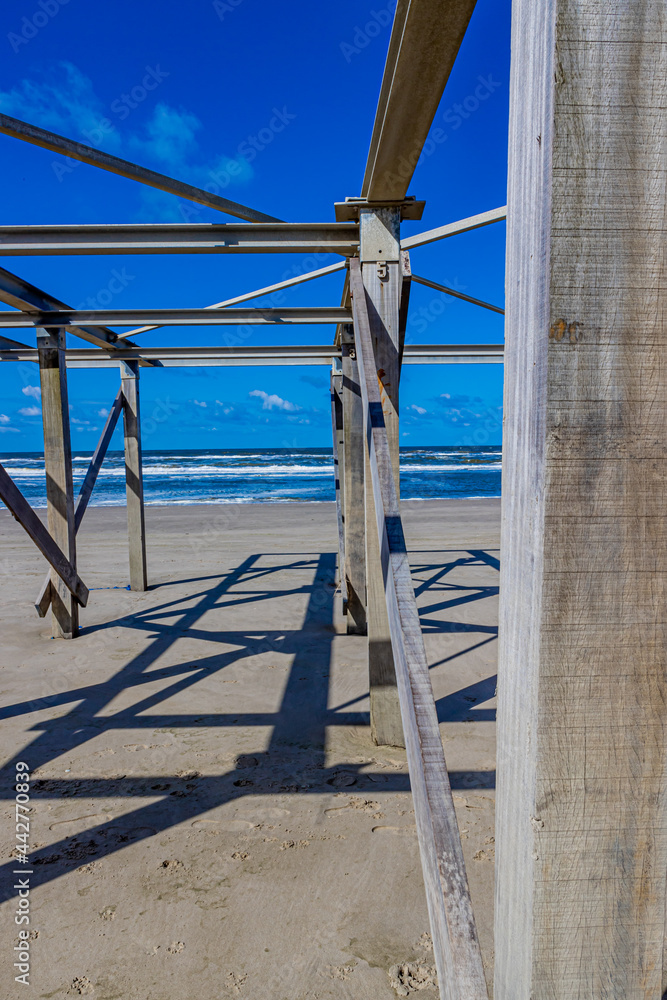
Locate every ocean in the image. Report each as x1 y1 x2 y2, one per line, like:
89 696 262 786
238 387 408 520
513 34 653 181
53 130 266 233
1 447 502 507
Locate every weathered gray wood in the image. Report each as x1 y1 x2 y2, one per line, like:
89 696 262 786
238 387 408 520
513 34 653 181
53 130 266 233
121 362 148 591
0 462 88 608
0 112 281 224
350 257 487 1000
330 366 348 615
360 207 404 748
35 389 123 615
495 2 667 998
37 327 80 637
361 0 477 200
398 250 411 369
341 325 367 635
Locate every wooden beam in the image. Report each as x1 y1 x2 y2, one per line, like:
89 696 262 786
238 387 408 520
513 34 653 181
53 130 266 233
495 2 667 997
0 223 359 256
401 206 506 251
0 265 155 360
398 250 412 368
330 364 348 615
0 306 352 329
360 207 404 748
412 274 504 315
38 327 80 637
35 389 124 615
341 325 367 635
0 112 282 224
1 344 505 367
0 462 88 608
350 256 487 1000
117 261 347 339
120 362 148 591
361 0 477 201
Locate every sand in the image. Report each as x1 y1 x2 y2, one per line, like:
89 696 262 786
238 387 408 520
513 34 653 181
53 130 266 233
0 499 499 1000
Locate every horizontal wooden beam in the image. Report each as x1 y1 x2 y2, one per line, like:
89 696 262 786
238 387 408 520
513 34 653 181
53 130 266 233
0 462 88 607
0 113 282 224
362 0 477 201
0 344 504 367
0 266 154 360
0 307 352 329
117 261 348 339
350 256 487 999
0 223 359 256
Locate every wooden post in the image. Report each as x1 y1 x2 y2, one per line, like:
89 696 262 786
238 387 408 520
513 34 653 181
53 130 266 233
360 207 404 747
330 361 348 615
495 2 667 998
341 324 367 635
120 360 148 591
37 327 78 638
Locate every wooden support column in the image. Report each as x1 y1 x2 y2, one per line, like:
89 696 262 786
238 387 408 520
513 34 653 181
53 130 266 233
495 3 667 998
341 323 367 635
120 360 148 591
360 207 404 747
37 327 78 638
330 360 348 616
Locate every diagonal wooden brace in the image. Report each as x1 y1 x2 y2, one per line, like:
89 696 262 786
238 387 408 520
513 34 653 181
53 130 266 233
0 463 88 607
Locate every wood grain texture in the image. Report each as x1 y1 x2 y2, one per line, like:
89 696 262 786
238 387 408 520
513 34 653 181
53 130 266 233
37 327 80 637
495 2 667 997
341 326 367 634
350 257 487 1000
121 363 148 591
360 209 404 748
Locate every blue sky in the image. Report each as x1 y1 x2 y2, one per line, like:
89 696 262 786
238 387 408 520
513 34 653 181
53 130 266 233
0 0 509 451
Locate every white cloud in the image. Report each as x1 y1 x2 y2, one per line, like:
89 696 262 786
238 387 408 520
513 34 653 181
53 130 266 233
71 418 91 425
249 390 299 412
0 426 20 434
408 404 427 415
0 413 10 423
98 407 109 417
193 399 207 408
22 385 41 399
0 62 121 150
19 406 41 417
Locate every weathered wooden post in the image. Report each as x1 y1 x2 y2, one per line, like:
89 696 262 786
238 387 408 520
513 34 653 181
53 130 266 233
330 359 348 615
341 323 367 635
359 206 404 748
37 326 78 639
495 1 667 997
120 360 148 591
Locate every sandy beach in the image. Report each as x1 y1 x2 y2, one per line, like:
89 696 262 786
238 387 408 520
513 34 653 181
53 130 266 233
0 499 499 999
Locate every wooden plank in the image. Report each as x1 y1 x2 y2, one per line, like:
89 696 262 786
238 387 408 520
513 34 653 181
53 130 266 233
361 0 477 200
360 208 404 748
37 327 80 637
121 362 148 591
0 112 282 224
398 250 412 368
350 257 487 1000
0 462 88 607
34 389 124 614
330 366 348 615
341 325 367 634
495 2 667 997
